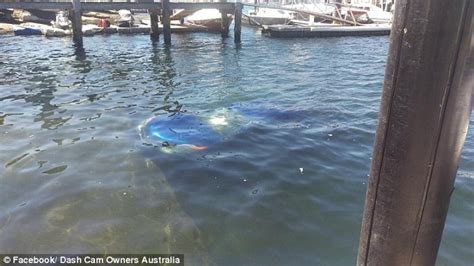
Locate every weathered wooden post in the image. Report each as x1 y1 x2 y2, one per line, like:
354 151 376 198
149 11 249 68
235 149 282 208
71 0 83 47
357 0 473 265
234 2 242 43
142 0 160 41
161 0 171 45
149 9 160 41
220 0 230 38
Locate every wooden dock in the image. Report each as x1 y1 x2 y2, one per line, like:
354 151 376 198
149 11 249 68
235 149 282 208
262 24 391 38
0 0 243 46
0 0 396 44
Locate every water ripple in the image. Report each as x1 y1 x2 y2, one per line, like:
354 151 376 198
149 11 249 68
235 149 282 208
0 30 472 266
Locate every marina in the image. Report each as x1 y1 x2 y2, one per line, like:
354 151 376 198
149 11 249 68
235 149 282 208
0 0 243 45
0 0 472 265
0 0 396 46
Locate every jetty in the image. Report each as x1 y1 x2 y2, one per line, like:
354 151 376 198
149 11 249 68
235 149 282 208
0 0 244 46
0 0 397 45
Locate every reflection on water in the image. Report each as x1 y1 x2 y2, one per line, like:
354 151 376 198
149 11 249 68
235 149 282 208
149 45 183 114
0 32 472 266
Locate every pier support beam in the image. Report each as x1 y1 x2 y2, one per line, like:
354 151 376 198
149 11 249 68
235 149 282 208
71 0 83 47
357 0 473 266
220 0 230 38
149 9 160 41
234 2 242 43
162 0 171 45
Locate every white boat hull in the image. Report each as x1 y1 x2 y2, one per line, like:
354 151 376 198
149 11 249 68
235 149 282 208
246 16 291 26
186 9 233 31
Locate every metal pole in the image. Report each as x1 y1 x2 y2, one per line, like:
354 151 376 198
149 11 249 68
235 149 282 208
333 0 342 17
358 0 473 265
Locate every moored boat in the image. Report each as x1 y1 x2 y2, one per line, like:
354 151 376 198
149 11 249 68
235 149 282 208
51 11 70 30
282 2 336 22
245 8 295 26
185 9 233 32
342 3 392 24
82 24 103 36
13 25 42 36
116 10 135 27
42 27 68 37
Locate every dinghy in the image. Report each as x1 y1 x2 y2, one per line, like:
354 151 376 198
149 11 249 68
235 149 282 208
13 25 42 36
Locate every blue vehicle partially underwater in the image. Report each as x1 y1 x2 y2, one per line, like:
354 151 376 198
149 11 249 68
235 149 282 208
138 104 307 153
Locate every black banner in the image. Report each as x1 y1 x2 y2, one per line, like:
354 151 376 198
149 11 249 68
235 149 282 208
0 254 183 266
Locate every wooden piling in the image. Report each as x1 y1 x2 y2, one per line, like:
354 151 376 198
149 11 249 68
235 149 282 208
162 0 171 45
149 9 160 41
357 0 473 265
71 0 83 47
220 0 230 38
234 2 242 43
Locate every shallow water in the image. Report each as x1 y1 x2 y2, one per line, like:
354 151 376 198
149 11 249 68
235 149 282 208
0 28 472 265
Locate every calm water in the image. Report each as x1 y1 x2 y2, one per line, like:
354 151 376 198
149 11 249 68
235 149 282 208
0 28 472 265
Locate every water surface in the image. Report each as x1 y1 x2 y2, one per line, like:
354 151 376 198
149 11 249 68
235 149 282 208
0 28 472 265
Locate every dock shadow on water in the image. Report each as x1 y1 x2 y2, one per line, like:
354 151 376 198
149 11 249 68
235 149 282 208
1 137 210 265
